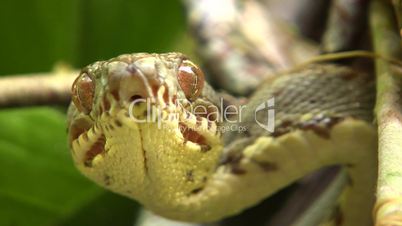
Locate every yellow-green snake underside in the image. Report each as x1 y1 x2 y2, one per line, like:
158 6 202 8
67 53 377 226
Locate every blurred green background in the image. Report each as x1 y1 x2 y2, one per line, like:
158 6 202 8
0 1 190 225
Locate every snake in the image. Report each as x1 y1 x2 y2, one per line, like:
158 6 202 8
67 52 378 226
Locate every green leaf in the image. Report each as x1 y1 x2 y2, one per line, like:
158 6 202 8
0 108 138 226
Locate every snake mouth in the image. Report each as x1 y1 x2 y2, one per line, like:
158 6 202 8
127 84 221 151
72 86 221 167
69 117 106 167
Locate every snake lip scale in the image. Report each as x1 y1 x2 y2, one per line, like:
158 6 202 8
68 52 377 225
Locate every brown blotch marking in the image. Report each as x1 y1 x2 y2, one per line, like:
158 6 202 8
97 106 103 115
272 114 345 139
221 153 247 175
231 167 247 175
196 116 202 126
172 95 177 103
200 144 211 152
186 170 194 182
110 89 120 101
104 174 111 186
322 116 343 128
299 122 330 139
151 85 159 97
162 85 170 103
254 160 278 172
221 152 243 165
179 122 208 145
102 96 111 111
108 124 115 131
115 119 123 127
207 120 213 130
189 187 204 195
84 134 106 167
272 120 293 137
68 118 93 146
299 116 343 139
151 84 170 103
280 120 293 127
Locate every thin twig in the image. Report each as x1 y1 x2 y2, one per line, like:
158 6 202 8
370 1 402 225
0 71 77 108
295 50 402 69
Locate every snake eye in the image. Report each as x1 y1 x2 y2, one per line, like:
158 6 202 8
72 72 95 114
177 60 205 101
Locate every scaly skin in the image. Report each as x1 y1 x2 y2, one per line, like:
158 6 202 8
68 53 377 225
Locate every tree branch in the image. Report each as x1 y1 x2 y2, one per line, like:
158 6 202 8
0 71 77 108
370 1 402 225
322 0 369 53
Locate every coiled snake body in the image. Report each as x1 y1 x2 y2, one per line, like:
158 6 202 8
68 53 377 226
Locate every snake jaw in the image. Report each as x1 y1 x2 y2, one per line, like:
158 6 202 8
70 102 224 206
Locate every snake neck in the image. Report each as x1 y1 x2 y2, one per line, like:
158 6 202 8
147 64 377 223
141 64 376 223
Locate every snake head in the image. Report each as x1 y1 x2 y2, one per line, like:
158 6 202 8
68 53 223 214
